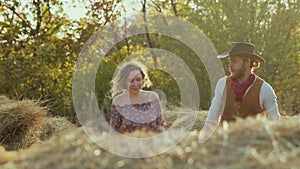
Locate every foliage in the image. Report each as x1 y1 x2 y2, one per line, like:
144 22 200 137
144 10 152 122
0 0 299 121
0 0 76 116
0 0 121 120
184 0 300 114
95 59 116 121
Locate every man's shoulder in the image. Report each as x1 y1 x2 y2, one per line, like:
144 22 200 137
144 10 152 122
251 76 276 96
254 75 265 83
212 76 227 92
254 76 273 89
261 81 275 92
217 76 228 84
220 76 228 80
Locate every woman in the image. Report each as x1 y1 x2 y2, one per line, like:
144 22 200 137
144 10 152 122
110 61 167 133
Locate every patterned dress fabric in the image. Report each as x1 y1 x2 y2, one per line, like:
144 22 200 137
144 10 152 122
110 98 166 133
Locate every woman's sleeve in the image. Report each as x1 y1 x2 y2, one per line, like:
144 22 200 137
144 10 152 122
153 99 167 127
110 105 122 132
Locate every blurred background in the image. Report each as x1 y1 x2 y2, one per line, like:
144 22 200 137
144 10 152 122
0 0 299 123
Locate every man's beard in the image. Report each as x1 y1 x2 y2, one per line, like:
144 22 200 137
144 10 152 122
230 64 246 80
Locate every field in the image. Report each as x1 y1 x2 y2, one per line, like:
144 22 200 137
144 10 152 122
1 96 299 169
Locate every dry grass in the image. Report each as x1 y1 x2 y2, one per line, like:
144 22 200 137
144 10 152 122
163 107 207 130
0 112 299 169
0 96 299 168
0 95 13 105
0 100 47 150
0 97 75 151
39 116 76 141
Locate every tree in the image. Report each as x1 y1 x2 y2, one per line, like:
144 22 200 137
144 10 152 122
186 0 300 114
122 0 300 114
0 0 122 119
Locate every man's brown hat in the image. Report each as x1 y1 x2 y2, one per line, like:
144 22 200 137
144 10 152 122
217 42 265 63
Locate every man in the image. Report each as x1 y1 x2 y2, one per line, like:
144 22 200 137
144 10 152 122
198 42 280 143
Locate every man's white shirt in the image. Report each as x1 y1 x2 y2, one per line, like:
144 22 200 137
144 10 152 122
206 76 281 125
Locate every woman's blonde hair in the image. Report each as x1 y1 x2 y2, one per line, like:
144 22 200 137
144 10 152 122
111 61 152 97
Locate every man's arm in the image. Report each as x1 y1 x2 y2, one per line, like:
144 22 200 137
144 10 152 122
205 76 227 124
260 82 281 120
199 77 226 143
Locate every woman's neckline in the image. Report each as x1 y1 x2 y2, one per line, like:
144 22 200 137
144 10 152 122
112 98 158 107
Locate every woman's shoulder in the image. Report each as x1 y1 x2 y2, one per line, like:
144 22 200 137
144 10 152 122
112 93 129 106
141 90 159 100
112 91 159 106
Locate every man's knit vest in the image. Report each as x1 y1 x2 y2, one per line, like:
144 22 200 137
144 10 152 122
221 76 265 122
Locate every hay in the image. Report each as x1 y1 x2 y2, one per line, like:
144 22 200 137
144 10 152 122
0 99 298 168
40 116 76 141
0 95 12 105
1 113 298 169
164 107 207 130
0 98 75 151
0 100 47 150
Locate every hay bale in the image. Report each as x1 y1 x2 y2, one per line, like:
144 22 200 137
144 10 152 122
0 109 299 169
164 107 207 130
40 117 76 141
0 98 75 150
0 146 19 165
0 100 47 150
0 95 14 106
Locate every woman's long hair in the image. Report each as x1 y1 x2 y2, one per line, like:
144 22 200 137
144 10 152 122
110 61 152 97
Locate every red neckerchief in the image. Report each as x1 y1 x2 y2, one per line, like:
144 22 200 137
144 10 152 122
230 73 256 101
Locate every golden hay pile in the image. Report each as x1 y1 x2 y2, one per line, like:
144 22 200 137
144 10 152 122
163 107 207 130
0 95 14 105
0 96 75 150
0 114 299 169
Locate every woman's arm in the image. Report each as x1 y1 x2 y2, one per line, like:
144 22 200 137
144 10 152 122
110 104 122 132
149 91 167 128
